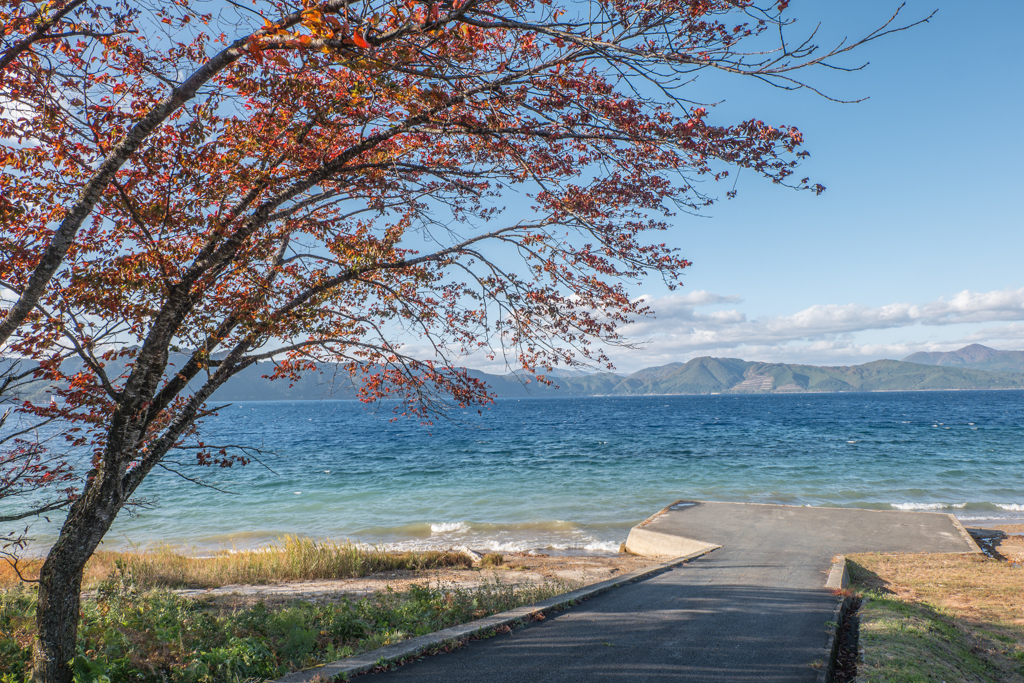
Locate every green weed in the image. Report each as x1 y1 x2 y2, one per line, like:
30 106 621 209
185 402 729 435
0 564 575 683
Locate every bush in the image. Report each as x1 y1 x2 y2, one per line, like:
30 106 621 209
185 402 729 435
0 567 575 683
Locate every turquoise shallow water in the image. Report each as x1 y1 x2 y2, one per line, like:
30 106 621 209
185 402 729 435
19 390 1024 555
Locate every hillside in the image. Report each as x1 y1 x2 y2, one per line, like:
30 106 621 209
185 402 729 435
543 357 1024 396
7 349 1024 403
2 354 363 404
902 344 1024 373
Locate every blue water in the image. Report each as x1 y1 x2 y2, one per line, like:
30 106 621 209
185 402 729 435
25 391 1024 554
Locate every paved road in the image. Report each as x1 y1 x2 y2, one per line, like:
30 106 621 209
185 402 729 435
361 502 977 682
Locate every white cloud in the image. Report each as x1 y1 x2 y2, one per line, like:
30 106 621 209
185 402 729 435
629 287 1024 346
963 321 1024 340
391 287 1024 375
603 287 1024 371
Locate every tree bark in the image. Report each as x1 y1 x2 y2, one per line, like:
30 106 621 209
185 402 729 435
31 470 125 683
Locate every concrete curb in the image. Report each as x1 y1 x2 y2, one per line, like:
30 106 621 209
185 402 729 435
947 513 985 554
825 555 849 590
625 526 721 558
818 555 853 683
273 547 717 683
626 500 721 558
816 595 852 683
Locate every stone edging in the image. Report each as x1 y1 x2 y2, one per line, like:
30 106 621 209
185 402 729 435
273 547 717 683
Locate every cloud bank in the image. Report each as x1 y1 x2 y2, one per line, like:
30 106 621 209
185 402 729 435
607 287 1024 371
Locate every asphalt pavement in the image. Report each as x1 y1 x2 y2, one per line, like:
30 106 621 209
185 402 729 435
356 502 979 682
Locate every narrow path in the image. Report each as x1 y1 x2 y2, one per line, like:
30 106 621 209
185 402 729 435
359 503 977 682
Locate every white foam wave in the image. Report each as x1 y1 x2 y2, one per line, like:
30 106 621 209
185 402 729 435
890 502 966 511
549 540 622 553
464 538 622 554
996 503 1024 511
430 522 470 534
378 532 626 555
470 540 535 553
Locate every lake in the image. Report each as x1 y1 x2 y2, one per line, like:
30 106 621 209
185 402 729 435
53 390 1023 556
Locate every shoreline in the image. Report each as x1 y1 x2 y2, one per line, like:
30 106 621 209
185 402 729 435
197 386 1024 402
18 509 1024 560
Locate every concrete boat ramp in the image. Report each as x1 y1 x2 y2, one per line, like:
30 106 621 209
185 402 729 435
286 502 981 682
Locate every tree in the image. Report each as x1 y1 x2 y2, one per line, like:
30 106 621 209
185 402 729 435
0 1 925 681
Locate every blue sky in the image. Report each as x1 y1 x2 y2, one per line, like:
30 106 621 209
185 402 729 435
592 0 1024 372
7 1 1017 374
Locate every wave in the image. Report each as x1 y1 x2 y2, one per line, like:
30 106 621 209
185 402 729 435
481 539 621 554
549 540 622 553
378 519 633 535
996 503 1024 511
435 537 623 555
333 516 633 556
889 502 967 511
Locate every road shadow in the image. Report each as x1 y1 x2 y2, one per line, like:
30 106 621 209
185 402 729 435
367 580 842 682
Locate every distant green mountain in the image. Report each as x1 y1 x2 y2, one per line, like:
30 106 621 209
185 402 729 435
7 347 1024 403
902 344 1024 373
2 353 361 404
538 356 1024 396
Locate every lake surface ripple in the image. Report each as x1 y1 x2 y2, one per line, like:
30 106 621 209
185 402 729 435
51 391 1024 554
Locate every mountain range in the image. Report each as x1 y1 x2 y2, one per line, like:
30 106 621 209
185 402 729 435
488 347 1024 396
7 344 1024 402
901 343 1024 373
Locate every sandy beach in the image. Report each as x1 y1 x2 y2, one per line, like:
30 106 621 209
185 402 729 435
175 552 655 607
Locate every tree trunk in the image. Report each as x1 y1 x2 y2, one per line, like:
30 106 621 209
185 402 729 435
32 548 87 683
31 477 124 683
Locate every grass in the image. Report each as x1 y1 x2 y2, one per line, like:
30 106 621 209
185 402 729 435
0 561 577 683
0 536 473 590
848 552 1024 683
479 553 504 568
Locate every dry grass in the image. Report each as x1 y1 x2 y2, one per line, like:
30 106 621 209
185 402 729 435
480 553 504 567
0 537 472 591
848 552 1024 683
849 553 1024 626
0 551 124 590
